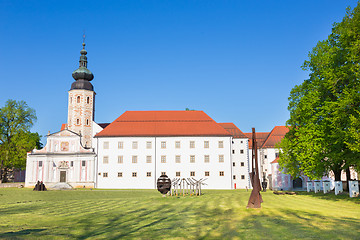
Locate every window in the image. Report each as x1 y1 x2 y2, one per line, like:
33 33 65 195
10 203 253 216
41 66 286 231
241 162 245 167
219 171 224 176
86 119 89 126
233 162 235 167
132 172 137 177
241 175 245 180
146 141 152 149
205 171 210 176
76 119 80 125
146 155 152 163
161 155 166 163
132 141 138 149
82 161 86 167
240 149 244 154
132 156 138 163
70 161 74 167
190 141 195 148
103 156 109 164
241 141 243 143
204 155 210 163
204 141 209 148
233 175 236 180
103 172 108 177
190 155 195 163
176 172 181 177
264 155 267 159
190 171 195 177
70 97 72 103
77 96 80 103
98 173 101 176
118 156 123 164
175 155 181 163
275 152 280 158
232 150 235 154
39 161 43 167
219 155 224 163
86 97 90 104
118 172 123 177
146 172 152 177
103 142 109 149
161 141 166 149
161 172 166 176
175 141 180 149
218 141 224 148
118 141 123 149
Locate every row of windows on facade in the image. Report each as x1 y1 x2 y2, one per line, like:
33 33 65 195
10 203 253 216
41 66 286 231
104 140 233 150
100 171 247 179
102 155 245 165
38 161 86 167
70 96 91 104
104 155 246 166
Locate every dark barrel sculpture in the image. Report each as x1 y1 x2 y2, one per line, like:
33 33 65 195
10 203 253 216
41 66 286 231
157 175 171 194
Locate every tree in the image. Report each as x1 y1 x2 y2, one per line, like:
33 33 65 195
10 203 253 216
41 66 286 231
279 4 360 181
0 99 41 182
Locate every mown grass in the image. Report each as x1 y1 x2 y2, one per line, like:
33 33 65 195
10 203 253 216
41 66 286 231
0 188 359 239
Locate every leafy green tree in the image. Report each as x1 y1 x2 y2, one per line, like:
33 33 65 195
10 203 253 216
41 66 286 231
279 4 360 181
0 100 41 182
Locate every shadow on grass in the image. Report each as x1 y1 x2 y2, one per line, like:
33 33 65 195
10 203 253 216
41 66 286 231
295 191 360 204
0 228 45 238
67 196 360 239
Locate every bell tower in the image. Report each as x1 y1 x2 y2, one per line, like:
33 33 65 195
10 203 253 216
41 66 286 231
67 42 95 148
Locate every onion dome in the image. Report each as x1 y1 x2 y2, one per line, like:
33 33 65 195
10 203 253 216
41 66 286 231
70 42 94 91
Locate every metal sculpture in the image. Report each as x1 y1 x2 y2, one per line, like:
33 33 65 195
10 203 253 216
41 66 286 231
247 128 263 208
170 178 207 196
157 174 171 195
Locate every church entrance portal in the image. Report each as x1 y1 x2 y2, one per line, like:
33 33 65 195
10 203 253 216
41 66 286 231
293 178 302 189
60 171 66 182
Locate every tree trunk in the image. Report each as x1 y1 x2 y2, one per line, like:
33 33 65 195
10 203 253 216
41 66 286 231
333 168 342 181
346 167 351 181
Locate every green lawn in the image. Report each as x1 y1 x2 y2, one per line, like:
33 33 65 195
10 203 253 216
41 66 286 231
0 188 359 239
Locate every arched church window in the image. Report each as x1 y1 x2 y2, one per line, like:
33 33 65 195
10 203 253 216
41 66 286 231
77 119 80 125
77 96 80 103
86 97 90 104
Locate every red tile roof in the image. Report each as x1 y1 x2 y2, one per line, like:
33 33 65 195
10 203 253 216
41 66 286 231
245 132 270 149
262 126 289 148
271 157 279 164
218 123 248 138
245 126 289 149
60 123 67 131
95 111 232 137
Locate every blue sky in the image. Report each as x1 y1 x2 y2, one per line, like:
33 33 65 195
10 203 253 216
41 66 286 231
0 0 358 141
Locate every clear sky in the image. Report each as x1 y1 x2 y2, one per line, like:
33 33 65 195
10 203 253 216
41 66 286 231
0 0 358 142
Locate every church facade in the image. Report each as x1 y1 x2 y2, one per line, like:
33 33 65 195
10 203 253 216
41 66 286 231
25 43 291 190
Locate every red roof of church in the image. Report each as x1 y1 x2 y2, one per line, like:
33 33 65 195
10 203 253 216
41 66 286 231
95 111 232 137
60 123 67 131
218 123 248 138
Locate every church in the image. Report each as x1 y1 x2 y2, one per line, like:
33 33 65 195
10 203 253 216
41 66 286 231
25 43 289 190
